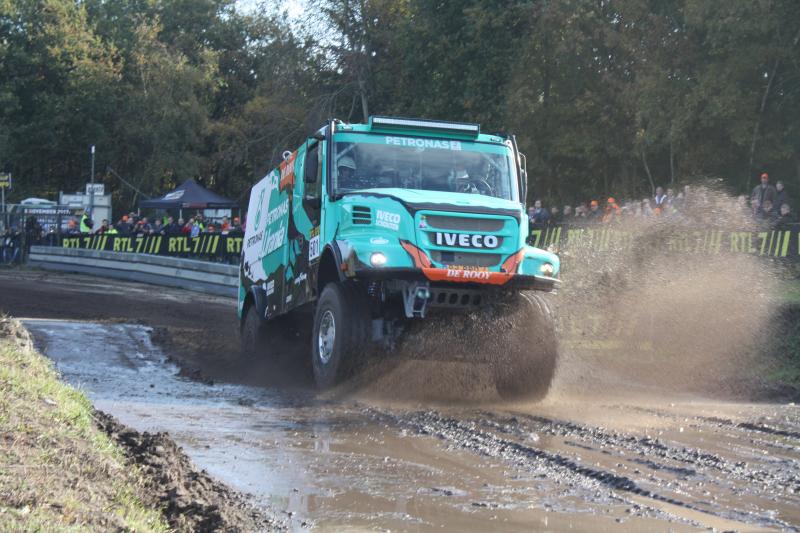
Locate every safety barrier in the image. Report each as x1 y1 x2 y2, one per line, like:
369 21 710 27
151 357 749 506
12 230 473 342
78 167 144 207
529 222 800 259
57 233 242 262
27 246 238 297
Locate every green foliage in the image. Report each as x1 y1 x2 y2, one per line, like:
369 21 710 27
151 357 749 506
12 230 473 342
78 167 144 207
1 0 799 212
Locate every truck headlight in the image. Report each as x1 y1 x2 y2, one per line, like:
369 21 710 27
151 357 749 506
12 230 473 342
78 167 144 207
540 262 554 277
370 252 387 267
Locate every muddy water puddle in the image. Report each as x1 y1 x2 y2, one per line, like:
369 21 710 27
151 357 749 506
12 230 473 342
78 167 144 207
24 319 800 531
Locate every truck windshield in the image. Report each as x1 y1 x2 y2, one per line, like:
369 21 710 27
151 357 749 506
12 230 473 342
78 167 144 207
332 133 519 201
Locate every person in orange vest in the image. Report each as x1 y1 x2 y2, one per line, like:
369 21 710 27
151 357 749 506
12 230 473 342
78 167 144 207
603 197 621 222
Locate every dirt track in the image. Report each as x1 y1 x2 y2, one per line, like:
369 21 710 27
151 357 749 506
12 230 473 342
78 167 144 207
2 268 799 531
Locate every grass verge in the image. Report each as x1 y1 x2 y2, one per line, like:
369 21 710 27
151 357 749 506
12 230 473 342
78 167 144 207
0 317 169 532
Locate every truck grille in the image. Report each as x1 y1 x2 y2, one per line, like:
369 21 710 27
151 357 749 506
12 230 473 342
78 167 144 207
429 250 501 268
424 215 504 232
352 205 371 225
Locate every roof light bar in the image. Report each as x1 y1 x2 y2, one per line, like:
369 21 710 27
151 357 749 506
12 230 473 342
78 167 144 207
370 116 480 135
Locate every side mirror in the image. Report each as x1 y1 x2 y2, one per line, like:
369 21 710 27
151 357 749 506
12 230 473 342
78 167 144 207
304 148 319 183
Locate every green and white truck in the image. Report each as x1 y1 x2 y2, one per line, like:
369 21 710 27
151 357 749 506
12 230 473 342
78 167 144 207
239 116 560 398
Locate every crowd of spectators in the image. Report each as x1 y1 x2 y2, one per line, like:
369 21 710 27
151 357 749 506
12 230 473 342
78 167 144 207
528 174 796 229
61 211 244 237
1 211 244 264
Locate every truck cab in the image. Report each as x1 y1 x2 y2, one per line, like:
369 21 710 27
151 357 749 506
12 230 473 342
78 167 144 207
239 116 560 397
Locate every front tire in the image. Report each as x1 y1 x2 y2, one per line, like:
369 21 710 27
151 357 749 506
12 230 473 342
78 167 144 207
311 283 369 389
492 292 558 400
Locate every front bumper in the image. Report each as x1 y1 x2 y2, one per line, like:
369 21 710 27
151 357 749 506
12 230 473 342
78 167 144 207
353 267 560 291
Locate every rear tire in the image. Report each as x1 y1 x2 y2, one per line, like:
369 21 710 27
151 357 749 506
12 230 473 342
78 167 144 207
240 303 268 360
311 282 370 389
492 292 558 400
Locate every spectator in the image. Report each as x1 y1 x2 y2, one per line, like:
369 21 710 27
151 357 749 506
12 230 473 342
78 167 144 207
674 191 685 210
750 196 761 217
207 224 217 234
587 200 601 220
138 217 153 235
2 227 21 264
66 218 81 235
549 206 561 223
602 197 621 222
775 203 796 227
115 215 132 235
620 201 635 218
230 216 243 234
79 211 94 233
666 188 675 206
757 199 778 224
641 198 653 216
681 185 691 210
775 181 790 210
221 216 230 233
190 219 201 238
95 219 111 234
25 216 42 247
751 172 776 210
654 186 668 211
530 200 550 223
44 227 58 246
165 216 182 235
152 219 165 235
563 205 573 219
737 195 749 216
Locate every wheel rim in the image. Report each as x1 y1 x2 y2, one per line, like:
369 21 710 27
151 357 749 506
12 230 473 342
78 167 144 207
318 309 336 364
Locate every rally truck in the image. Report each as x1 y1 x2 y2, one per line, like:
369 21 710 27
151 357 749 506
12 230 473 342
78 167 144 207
239 116 560 399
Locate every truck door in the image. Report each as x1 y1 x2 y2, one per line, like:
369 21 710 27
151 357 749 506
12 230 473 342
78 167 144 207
285 139 323 309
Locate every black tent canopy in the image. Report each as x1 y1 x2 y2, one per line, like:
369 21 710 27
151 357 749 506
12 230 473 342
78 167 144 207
139 179 238 210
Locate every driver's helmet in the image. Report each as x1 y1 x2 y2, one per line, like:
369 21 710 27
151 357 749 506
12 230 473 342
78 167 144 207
337 155 357 187
338 155 356 172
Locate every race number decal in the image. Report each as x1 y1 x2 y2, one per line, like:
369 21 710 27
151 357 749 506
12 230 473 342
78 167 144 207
309 227 321 261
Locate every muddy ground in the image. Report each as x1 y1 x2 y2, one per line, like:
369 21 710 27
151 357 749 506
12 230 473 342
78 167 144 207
2 268 800 531
95 410 281 532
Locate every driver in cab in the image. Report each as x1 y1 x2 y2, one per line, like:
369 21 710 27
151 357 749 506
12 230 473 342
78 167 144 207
337 155 359 189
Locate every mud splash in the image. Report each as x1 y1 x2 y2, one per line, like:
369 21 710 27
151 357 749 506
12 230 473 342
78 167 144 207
552 186 783 401
342 186 785 403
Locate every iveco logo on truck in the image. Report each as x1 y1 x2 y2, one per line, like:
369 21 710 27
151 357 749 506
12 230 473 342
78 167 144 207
434 232 500 249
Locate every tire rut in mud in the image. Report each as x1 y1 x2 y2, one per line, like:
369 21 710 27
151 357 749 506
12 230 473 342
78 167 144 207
365 407 798 529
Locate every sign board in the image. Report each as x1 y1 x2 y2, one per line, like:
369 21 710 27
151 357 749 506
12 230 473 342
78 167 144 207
0 173 10 188
60 194 85 206
86 183 105 195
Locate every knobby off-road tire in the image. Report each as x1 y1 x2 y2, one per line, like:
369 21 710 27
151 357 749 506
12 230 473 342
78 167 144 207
492 292 558 401
311 282 370 389
240 304 311 385
240 303 269 360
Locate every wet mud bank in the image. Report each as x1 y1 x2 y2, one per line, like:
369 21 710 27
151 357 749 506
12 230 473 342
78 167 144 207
95 411 282 532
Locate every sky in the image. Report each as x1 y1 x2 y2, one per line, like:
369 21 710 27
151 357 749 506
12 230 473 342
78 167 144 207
237 0 306 19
